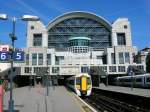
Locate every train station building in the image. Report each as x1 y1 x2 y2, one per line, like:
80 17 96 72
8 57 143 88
1 11 146 85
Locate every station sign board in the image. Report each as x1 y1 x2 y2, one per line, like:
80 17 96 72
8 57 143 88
0 51 24 62
60 66 79 75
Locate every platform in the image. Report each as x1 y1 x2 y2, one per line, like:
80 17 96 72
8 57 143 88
3 86 90 112
93 84 150 98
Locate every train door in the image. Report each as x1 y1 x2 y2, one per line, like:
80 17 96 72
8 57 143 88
81 76 87 91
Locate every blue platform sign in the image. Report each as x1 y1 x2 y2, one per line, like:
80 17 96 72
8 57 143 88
0 51 24 62
0 52 9 61
13 51 24 61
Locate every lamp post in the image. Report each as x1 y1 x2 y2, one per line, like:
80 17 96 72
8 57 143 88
129 70 134 91
104 70 108 87
106 71 108 87
46 59 49 96
0 14 39 112
29 68 32 90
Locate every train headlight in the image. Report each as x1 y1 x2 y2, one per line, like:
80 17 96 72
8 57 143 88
76 85 80 90
87 85 91 90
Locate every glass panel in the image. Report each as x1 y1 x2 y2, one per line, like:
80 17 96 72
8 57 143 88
48 18 111 49
33 34 42 46
76 77 81 85
119 52 124 64
52 67 59 73
32 53 37 65
81 66 89 73
117 33 126 45
87 77 91 85
38 53 43 65
111 53 115 64
118 66 125 72
26 54 29 65
47 54 51 65
125 52 130 63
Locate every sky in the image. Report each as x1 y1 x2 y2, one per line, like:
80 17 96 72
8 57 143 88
0 0 150 50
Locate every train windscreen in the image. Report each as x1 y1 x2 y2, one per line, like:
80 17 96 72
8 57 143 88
76 77 81 85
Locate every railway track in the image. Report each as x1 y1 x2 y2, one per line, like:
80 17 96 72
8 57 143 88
84 93 149 112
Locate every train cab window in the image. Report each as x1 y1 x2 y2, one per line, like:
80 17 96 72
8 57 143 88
146 78 150 82
87 78 91 85
124 79 131 82
76 78 81 85
136 78 142 82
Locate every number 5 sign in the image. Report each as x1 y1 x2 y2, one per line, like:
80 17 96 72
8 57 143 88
13 51 24 61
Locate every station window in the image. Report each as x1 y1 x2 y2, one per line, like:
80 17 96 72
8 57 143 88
118 66 125 72
81 66 89 73
124 25 128 29
38 53 43 65
33 33 42 46
96 56 101 59
109 66 116 72
32 53 37 65
117 33 126 45
26 54 29 65
24 67 32 73
111 53 115 64
119 52 124 64
125 52 130 63
47 54 51 65
31 26 34 30
52 67 59 74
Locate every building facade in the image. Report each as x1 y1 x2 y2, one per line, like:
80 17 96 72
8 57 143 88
15 11 145 77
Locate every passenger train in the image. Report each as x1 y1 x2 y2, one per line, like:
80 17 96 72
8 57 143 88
66 73 92 96
115 74 150 88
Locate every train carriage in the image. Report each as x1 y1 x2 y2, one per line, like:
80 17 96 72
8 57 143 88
115 73 150 88
66 73 92 96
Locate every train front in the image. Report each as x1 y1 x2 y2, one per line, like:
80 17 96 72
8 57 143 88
75 73 92 96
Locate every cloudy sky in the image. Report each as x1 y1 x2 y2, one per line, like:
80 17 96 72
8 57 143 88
0 0 150 49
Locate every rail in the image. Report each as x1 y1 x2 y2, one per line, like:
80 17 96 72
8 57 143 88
84 93 149 112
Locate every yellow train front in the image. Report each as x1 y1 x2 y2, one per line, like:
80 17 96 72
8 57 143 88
67 73 92 96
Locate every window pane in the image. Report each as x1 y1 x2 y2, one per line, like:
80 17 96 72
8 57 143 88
33 34 42 46
26 54 29 65
47 54 51 65
38 53 43 65
81 66 89 73
111 53 115 64
117 33 126 45
32 53 37 65
125 52 130 63
119 52 124 64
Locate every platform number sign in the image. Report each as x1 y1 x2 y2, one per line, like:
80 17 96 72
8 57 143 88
0 52 9 61
13 52 24 61
0 51 24 62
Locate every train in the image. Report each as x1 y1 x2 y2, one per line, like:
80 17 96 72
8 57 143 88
66 73 92 96
115 73 150 88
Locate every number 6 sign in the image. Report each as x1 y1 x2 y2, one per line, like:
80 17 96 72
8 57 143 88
0 52 9 61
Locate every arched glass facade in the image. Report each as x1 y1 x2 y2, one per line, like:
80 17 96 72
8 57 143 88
48 16 111 50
